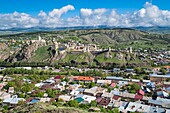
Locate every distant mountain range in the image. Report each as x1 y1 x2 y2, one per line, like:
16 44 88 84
0 26 170 35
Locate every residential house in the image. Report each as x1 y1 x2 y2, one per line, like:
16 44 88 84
55 81 67 91
84 86 106 96
134 90 145 100
110 82 116 88
118 81 128 87
149 106 165 113
0 82 7 90
96 97 102 103
75 94 96 103
146 82 155 89
74 76 95 82
0 75 3 80
107 100 115 108
166 109 170 113
43 79 55 84
165 86 170 93
114 101 128 108
58 95 72 102
3 95 25 105
96 80 111 85
113 68 121 72
0 91 11 100
114 101 128 113
112 95 121 101
54 76 62 79
125 68 134 73
106 76 123 81
157 89 169 97
101 92 114 98
35 82 45 88
142 96 152 101
70 90 80 96
121 92 135 99
8 87 14 94
150 74 170 82
76 88 85 93
68 84 81 91
126 102 150 113
82 95 96 103
148 97 170 108
39 98 52 103
110 89 122 96
27 98 40 104
75 97 84 103
99 98 111 108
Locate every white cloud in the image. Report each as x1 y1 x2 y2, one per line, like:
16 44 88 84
0 11 39 29
80 9 93 17
0 3 170 29
37 5 75 28
80 8 107 26
48 5 75 18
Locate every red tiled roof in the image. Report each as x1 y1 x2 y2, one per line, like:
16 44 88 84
112 95 120 100
162 66 170 69
134 94 143 100
96 97 102 103
55 76 63 79
99 98 110 106
137 90 145 96
74 76 94 81
110 83 116 88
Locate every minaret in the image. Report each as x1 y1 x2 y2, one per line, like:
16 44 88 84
38 35 42 41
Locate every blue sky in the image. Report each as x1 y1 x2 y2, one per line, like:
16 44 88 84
0 0 169 15
0 0 170 28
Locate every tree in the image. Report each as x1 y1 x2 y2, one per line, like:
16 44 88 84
22 83 32 93
18 93 25 98
131 83 140 91
68 100 79 107
160 68 167 75
89 82 96 88
4 82 15 90
34 91 44 97
90 100 97 107
135 67 141 74
112 108 119 113
46 88 57 98
3 106 9 110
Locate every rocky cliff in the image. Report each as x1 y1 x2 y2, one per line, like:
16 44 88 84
6 41 46 62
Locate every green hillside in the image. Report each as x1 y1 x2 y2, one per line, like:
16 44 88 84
29 46 51 62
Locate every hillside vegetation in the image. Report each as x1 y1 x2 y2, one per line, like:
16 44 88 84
0 28 170 47
9 103 91 113
0 28 169 65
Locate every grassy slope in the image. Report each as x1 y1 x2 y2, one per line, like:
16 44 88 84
95 53 125 64
0 29 169 49
59 52 90 63
117 40 169 49
58 52 142 64
29 46 51 62
10 103 90 113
